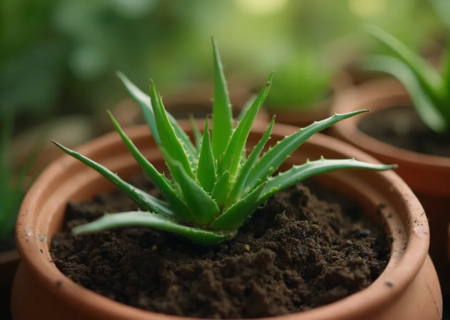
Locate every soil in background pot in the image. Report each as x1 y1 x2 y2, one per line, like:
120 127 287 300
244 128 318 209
51 175 389 319
358 105 450 157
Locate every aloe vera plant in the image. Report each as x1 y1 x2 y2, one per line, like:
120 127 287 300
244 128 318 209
363 25 450 133
53 39 396 245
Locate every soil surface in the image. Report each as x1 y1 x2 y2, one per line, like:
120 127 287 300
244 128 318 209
51 175 389 319
359 105 450 157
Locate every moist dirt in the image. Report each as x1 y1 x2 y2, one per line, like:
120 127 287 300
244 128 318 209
359 105 450 157
51 175 389 319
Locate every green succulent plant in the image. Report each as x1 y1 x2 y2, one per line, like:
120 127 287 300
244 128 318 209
363 24 450 133
52 39 396 245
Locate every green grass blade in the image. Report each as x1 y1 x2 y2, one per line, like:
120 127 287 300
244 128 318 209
237 94 257 121
365 25 441 97
197 118 216 193
117 72 197 162
363 55 447 132
211 171 231 208
52 141 175 218
72 211 232 245
221 74 273 178
149 82 195 178
107 111 195 222
244 110 369 190
163 149 219 226
258 158 397 204
226 118 275 207
189 114 203 150
211 38 233 161
210 183 265 231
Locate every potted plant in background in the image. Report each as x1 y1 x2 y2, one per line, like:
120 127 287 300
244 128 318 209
262 49 349 129
12 40 441 320
331 24 450 293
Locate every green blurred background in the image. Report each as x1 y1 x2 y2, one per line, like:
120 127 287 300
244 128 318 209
1 0 446 126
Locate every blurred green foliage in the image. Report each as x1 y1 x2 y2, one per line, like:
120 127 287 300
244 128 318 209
0 0 446 121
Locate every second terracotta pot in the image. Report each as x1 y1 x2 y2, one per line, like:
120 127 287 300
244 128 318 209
331 78 450 293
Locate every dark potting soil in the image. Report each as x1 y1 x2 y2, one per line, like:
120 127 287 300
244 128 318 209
359 105 450 158
51 175 389 319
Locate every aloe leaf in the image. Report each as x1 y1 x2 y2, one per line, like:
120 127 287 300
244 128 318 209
365 25 441 97
363 55 447 132
107 111 196 222
226 118 275 207
117 72 161 144
117 72 197 161
239 144 246 168
167 112 198 163
237 94 257 121
221 74 273 178
149 82 195 178
189 114 203 150
163 149 219 226
211 38 233 161
52 141 175 218
197 118 216 193
210 183 265 231
211 171 231 208
72 211 233 245
257 158 397 204
244 110 369 190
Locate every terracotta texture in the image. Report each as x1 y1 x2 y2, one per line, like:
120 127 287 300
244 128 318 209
331 78 450 293
13 122 441 319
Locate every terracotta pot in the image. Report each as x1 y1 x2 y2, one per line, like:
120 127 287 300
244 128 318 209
330 78 450 294
12 122 441 319
99 81 270 133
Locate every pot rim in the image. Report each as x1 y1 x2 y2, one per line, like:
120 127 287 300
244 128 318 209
331 78 450 169
16 122 430 320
